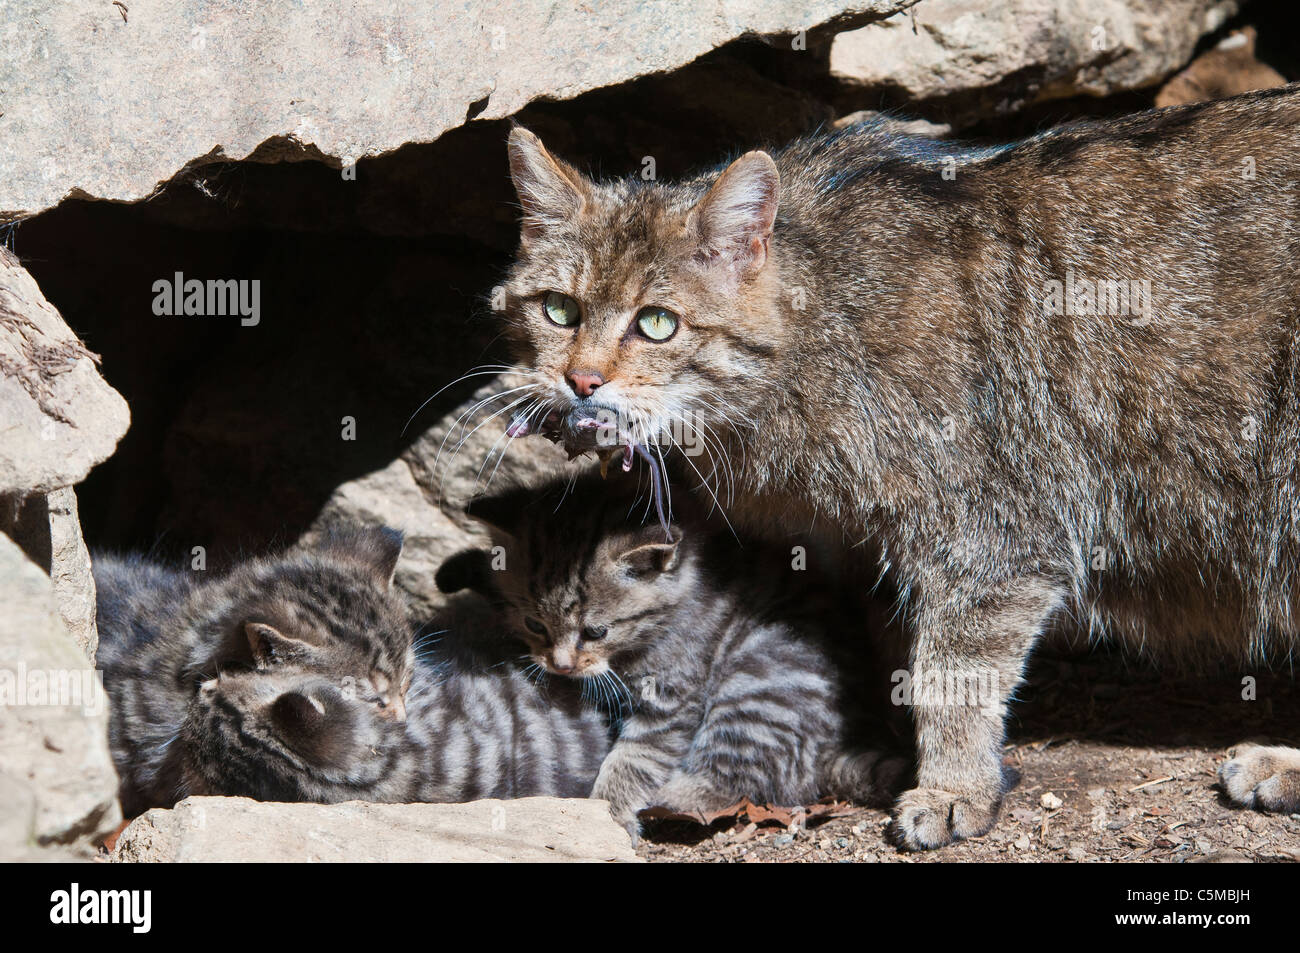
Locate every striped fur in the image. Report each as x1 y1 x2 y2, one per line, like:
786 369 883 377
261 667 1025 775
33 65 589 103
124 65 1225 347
180 599 611 803
97 536 611 809
453 477 905 838
95 529 414 813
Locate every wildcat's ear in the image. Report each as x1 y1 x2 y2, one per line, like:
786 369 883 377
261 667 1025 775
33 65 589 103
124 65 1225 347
508 126 590 245
269 685 356 766
688 151 780 277
245 622 318 667
616 526 684 575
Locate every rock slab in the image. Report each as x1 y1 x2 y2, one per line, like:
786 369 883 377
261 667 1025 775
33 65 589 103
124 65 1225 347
0 0 911 218
831 0 1240 124
113 796 640 863
0 247 130 496
0 533 120 860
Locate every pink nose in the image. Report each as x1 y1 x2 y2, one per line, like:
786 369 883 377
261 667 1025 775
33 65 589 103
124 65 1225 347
567 370 604 398
552 661 576 675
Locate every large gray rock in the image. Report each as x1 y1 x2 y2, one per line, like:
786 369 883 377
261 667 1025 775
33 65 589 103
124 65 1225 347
830 0 1240 125
309 376 582 620
0 0 912 219
44 488 98 660
0 248 130 496
0 488 100 661
0 533 120 860
113 796 639 863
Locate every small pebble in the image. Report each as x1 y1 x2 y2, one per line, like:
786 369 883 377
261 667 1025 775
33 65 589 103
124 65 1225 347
1040 792 1063 810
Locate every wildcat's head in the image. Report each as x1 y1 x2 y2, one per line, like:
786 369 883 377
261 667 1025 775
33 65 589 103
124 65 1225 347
181 665 403 802
191 527 414 722
443 478 699 678
499 127 786 461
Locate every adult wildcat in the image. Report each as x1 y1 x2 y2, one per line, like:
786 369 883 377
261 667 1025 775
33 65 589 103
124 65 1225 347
496 87 1300 848
95 529 414 813
441 477 906 838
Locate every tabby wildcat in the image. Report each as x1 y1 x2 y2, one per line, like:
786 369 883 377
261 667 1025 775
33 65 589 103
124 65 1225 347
442 477 906 838
497 87 1300 848
95 529 414 814
181 596 611 803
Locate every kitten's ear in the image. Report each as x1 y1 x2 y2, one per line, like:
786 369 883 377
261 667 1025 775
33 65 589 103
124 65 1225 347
435 548 501 600
316 526 403 590
617 526 684 576
246 622 317 667
269 686 356 766
688 151 780 277
508 126 590 245
349 526 404 590
463 487 529 540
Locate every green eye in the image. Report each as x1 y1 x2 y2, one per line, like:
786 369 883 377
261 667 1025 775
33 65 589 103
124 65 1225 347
636 306 678 342
543 292 580 327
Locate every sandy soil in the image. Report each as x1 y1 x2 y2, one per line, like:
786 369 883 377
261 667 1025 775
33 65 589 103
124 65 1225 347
637 647 1300 863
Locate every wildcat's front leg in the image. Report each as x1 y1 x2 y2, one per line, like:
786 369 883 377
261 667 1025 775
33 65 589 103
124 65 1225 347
894 576 1064 850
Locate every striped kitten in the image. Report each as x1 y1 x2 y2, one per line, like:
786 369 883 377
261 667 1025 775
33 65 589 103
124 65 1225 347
182 598 611 803
95 528 414 814
446 477 906 838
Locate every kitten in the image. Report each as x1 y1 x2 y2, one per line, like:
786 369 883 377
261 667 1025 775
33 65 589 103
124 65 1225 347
443 477 906 838
180 596 611 804
497 86 1300 848
95 528 414 814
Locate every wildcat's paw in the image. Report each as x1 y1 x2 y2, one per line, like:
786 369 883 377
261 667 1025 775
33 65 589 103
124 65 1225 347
892 786 1000 850
1218 743 1300 813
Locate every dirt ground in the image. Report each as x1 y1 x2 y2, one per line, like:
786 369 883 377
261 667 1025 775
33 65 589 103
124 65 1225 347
637 647 1300 863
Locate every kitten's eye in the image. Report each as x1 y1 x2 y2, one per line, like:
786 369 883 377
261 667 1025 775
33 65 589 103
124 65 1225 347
636 306 678 342
543 292 581 327
582 624 608 641
524 616 548 636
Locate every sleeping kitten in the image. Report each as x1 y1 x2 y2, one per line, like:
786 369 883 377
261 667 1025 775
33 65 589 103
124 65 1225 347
498 87 1300 848
95 528 414 814
442 477 906 838
180 597 611 803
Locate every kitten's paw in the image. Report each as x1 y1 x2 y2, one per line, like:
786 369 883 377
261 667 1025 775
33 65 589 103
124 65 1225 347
1218 743 1300 813
597 796 645 846
892 786 1000 850
649 774 736 815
